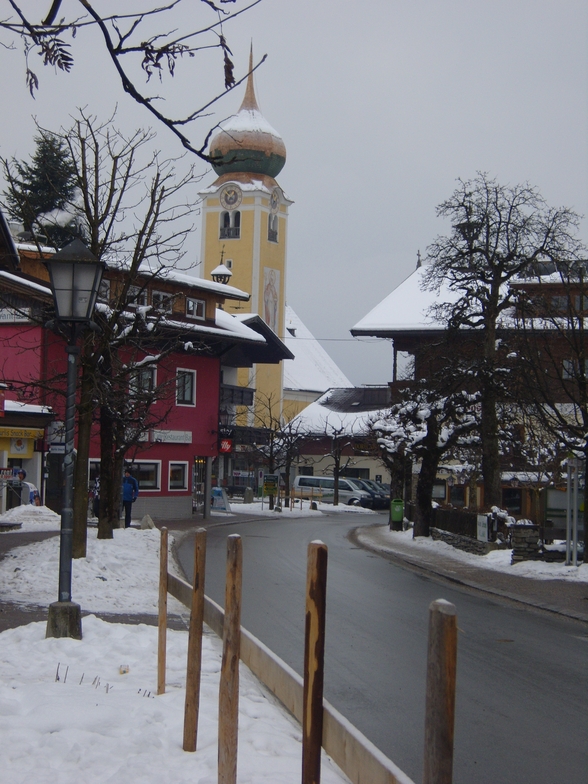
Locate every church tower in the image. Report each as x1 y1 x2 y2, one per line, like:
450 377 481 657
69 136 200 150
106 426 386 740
199 52 291 421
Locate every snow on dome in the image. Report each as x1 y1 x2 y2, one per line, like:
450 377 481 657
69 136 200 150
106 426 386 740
283 306 353 393
209 50 286 179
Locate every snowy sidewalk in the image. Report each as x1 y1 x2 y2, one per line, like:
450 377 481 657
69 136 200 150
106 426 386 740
354 524 588 623
0 506 352 783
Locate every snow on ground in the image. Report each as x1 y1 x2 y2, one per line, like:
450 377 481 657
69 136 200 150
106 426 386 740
358 525 588 582
0 507 351 783
0 503 62 531
0 617 349 784
221 500 377 518
0 526 186 614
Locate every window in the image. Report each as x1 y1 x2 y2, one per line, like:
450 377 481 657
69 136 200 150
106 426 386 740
128 285 148 307
219 210 241 239
432 481 447 500
169 462 188 491
152 291 173 313
268 214 278 242
98 279 110 303
563 359 588 380
298 466 314 476
449 485 465 507
176 369 196 406
136 461 160 490
130 366 156 395
186 297 206 320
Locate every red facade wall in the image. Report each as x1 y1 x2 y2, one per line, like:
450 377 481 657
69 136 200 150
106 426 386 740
1 323 220 499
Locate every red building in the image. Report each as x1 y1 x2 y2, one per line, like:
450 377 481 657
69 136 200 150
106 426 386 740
0 214 289 518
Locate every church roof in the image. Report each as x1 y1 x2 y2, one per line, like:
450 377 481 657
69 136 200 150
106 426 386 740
283 305 353 393
208 50 286 179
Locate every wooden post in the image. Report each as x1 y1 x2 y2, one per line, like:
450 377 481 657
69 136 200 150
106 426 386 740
157 526 168 696
423 599 457 784
302 540 328 784
218 534 243 784
183 527 207 752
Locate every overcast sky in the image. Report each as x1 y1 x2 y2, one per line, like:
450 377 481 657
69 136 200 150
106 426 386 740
1 1 587 385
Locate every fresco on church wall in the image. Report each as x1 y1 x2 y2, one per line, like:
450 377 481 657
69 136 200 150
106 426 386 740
263 267 279 333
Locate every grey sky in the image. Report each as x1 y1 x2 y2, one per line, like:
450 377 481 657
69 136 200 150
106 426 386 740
1 1 587 385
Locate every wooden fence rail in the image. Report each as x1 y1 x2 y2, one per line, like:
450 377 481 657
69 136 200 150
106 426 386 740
159 531 457 784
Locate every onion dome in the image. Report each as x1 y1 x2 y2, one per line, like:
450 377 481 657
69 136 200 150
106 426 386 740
209 49 286 178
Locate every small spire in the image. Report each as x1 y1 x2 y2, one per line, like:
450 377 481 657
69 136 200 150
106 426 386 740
416 250 422 269
240 43 260 112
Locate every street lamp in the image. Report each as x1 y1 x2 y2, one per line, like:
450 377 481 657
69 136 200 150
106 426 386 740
44 239 105 640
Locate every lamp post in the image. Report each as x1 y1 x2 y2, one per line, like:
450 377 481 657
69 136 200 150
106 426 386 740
44 239 105 640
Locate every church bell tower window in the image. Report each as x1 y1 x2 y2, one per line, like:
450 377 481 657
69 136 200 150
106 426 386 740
268 214 278 243
220 210 241 239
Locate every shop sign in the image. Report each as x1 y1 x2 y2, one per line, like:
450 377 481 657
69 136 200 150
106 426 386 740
219 439 233 453
477 514 489 542
0 307 30 323
151 429 192 444
0 428 44 439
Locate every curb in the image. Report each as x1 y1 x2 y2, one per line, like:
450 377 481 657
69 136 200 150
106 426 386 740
350 525 588 625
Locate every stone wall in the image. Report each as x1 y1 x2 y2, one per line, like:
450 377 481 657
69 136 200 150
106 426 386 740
510 524 541 563
430 527 504 556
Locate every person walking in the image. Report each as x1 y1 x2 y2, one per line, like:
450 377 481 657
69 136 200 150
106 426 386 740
122 468 139 528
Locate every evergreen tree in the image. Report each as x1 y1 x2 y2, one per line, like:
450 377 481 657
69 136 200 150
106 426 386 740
2 131 81 248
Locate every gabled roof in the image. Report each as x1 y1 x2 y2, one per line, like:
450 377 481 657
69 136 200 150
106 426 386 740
289 387 390 437
351 266 459 336
231 313 294 364
283 305 352 393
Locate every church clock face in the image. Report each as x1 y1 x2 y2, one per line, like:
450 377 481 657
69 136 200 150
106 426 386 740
219 183 242 210
269 187 281 214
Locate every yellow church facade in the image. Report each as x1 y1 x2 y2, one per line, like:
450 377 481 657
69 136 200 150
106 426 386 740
199 53 292 425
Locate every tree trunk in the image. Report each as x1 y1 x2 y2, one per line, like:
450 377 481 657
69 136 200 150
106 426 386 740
333 449 340 506
414 420 440 538
72 353 94 558
97 404 114 539
480 386 502 509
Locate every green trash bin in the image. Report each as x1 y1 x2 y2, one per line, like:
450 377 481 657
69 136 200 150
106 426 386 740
390 498 404 525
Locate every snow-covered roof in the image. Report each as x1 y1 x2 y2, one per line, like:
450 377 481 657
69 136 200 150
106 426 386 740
107 262 250 301
289 388 389 437
0 270 52 296
351 267 460 335
198 178 292 201
283 306 353 393
5 400 53 415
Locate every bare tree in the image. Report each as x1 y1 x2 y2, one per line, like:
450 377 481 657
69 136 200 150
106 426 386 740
2 110 206 548
0 1 264 162
424 172 584 508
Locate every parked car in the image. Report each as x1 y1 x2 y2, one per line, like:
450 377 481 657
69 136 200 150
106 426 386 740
292 476 372 507
345 478 389 510
364 479 391 505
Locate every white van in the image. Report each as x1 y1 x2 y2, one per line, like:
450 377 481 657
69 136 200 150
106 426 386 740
292 475 372 507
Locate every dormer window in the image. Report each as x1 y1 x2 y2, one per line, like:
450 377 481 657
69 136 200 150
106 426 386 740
220 210 241 239
152 291 173 313
186 297 206 320
268 214 278 243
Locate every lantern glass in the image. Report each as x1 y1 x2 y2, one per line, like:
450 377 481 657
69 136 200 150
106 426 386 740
46 252 104 322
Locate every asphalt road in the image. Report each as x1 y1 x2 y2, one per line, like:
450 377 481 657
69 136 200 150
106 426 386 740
176 513 588 784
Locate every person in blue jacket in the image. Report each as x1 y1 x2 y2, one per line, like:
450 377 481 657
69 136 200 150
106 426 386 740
122 468 139 528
